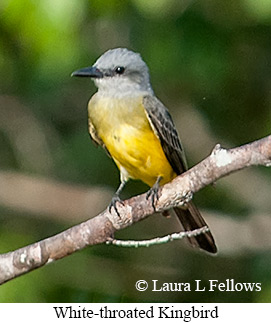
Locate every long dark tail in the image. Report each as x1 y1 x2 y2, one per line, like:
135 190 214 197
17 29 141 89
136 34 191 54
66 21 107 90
174 202 217 254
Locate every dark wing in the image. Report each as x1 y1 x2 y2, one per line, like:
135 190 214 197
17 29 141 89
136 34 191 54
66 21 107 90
88 116 111 157
143 95 187 175
143 95 217 254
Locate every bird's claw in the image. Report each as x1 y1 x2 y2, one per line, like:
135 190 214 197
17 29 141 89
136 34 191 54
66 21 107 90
146 183 160 211
108 195 124 217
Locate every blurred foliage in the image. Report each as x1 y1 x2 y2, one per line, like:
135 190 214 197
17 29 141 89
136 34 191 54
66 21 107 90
0 0 271 302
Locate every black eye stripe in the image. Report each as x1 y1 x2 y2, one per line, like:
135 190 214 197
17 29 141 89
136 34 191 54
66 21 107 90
115 66 125 74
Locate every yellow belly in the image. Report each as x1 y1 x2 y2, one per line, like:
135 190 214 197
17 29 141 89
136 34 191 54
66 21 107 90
88 95 176 187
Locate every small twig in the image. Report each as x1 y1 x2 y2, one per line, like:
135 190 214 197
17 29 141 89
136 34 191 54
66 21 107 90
106 226 210 248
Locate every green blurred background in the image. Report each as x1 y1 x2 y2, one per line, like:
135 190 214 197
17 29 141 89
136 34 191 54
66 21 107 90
0 0 271 302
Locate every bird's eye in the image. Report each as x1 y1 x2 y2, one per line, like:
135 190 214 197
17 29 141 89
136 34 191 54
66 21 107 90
115 66 125 75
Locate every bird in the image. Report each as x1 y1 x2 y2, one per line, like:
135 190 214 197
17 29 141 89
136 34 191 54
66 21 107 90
72 48 217 253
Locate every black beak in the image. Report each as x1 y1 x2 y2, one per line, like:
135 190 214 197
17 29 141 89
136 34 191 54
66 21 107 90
71 66 103 78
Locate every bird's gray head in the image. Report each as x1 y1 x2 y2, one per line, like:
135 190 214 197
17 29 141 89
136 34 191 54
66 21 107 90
72 48 153 96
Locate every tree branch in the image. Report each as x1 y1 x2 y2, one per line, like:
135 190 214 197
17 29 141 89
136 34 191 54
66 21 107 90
0 171 112 222
0 135 270 285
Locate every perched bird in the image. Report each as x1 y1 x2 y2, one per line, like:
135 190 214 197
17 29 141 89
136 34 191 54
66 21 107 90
72 48 217 253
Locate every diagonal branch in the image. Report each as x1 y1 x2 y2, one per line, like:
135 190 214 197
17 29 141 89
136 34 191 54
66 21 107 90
0 135 270 285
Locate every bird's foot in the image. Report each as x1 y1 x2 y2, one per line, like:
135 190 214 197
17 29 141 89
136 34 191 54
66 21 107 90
108 195 125 217
146 177 162 211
